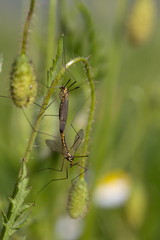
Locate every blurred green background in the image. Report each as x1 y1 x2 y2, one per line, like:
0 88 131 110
1 0 160 239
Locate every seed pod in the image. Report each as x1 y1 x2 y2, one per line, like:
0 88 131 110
10 54 37 108
67 179 89 219
127 0 156 45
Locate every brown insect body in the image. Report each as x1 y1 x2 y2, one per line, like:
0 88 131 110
59 86 69 133
60 131 75 167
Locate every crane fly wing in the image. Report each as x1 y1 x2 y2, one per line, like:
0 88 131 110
45 139 62 154
71 129 84 152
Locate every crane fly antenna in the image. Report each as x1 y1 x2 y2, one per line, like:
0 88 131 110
68 81 76 89
64 79 71 88
69 86 79 92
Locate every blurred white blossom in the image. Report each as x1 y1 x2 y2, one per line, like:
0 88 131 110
94 170 131 208
55 215 84 240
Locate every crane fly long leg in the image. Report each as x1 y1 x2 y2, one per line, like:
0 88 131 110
0 95 11 99
22 108 55 138
37 157 65 174
33 99 55 110
73 155 88 158
42 114 59 121
71 162 87 184
33 166 68 205
19 158 65 183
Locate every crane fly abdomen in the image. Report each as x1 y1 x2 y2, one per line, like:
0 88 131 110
59 98 69 133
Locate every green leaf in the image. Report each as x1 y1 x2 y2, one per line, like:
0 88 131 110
0 161 32 239
13 211 30 230
1 211 8 224
47 34 64 86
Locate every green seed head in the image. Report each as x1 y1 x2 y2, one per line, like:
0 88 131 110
10 54 37 108
67 179 90 219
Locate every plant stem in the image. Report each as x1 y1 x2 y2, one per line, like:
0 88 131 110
21 0 35 55
45 0 57 70
81 59 95 171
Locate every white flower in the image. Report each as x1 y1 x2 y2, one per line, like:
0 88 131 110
55 215 83 240
94 170 131 208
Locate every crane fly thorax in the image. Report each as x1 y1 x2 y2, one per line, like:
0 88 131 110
66 154 74 167
59 87 69 101
64 152 74 161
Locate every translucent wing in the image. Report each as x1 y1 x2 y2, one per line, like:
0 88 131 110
70 129 84 153
45 139 62 154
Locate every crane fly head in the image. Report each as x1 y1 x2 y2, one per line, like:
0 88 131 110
59 86 69 100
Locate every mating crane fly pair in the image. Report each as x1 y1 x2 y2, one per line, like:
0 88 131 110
18 78 88 204
0 77 88 178
46 78 88 179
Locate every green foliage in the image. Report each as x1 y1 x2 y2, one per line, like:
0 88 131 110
1 162 32 239
1 0 160 239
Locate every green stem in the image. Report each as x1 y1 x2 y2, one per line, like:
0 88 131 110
21 0 35 55
81 59 95 171
45 0 57 70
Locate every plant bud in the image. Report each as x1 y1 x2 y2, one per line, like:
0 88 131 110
127 0 156 45
10 54 37 108
67 179 89 219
